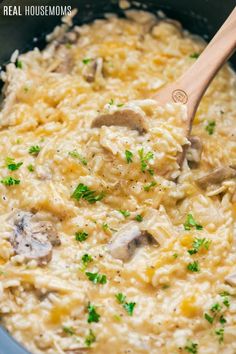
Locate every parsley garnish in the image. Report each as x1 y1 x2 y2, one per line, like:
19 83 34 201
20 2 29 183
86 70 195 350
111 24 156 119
219 315 227 325
189 53 200 59
205 120 216 135
27 164 34 172
204 313 214 324
138 148 154 173
102 223 109 231
85 272 107 284
211 303 222 313
187 261 200 272
116 293 126 304
125 150 133 163
75 231 88 242
123 302 136 316
143 181 157 191
108 98 114 106
135 214 143 222
68 150 87 165
72 183 104 204
184 214 203 231
81 254 93 267
85 329 96 347
185 341 198 353
188 237 210 255
82 58 92 64
16 60 23 69
63 326 75 335
1 177 20 186
87 303 100 323
115 293 136 316
215 328 224 343
5 157 23 171
29 145 41 156
119 210 130 218
220 293 230 308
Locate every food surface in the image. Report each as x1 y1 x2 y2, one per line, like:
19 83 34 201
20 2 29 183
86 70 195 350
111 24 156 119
0 9 236 354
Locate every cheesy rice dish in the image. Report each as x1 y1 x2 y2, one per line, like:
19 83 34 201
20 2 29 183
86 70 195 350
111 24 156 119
0 9 236 354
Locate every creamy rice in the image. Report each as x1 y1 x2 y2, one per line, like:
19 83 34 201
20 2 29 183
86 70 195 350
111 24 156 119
0 9 236 354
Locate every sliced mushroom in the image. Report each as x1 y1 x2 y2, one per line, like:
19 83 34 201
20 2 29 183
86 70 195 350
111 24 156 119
9 212 60 265
53 45 74 74
92 108 148 134
108 222 157 262
225 272 236 287
82 57 103 83
196 166 236 189
186 136 203 168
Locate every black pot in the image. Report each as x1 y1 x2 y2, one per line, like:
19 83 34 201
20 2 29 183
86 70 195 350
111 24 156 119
0 1 235 353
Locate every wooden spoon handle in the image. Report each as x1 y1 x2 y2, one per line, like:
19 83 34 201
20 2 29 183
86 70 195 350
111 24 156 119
154 6 236 133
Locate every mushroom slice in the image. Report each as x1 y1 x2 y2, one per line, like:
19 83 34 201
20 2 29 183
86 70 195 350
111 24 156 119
225 272 236 287
186 136 203 168
9 212 60 265
196 166 236 189
82 57 103 83
108 222 157 262
92 108 148 134
53 45 74 74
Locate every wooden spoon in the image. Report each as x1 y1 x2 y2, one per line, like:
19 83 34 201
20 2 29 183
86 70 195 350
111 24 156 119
153 6 236 164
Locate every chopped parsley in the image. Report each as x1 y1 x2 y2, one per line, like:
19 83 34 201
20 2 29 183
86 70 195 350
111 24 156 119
108 98 114 106
16 60 23 69
72 183 104 204
68 150 87 165
138 148 154 173
27 164 34 172
173 253 178 258
221 293 230 308
85 272 107 284
188 237 210 255
87 303 100 323
119 209 130 218
116 293 126 304
5 157 23 171
219 315 227 325
123 302 136 316
211 303 222 313
215 328 224 343
184 214 203 231
189 52 200 59
125 150 133 163
187 261 200 272
63 326 75 335
205 120 216 135
82 58 92 64
75 231 88 242
143 181 157 191
81 254 93 267
102 223 109 231
85 329 96 347
135 214 143 222
1 176 20 186
204 313 214 324
185 341 198 353
115 293 136 316
29 145 41 156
